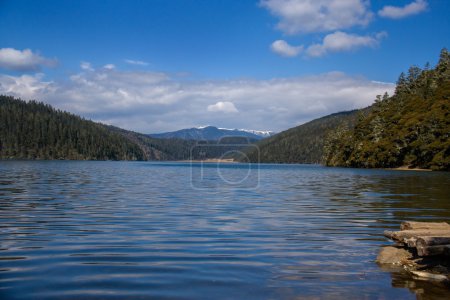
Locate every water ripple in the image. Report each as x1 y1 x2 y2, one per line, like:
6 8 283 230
0 161 449 299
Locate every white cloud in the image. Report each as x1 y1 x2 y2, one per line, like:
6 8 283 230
0 48 57 71
80 61 94 71
0 67 394 133
103 64 116 70
378 0 428 19
207 101 239 113
125 59 149 66
0 73 54 99
306 31 386 57
260 0 373 34
271 40 303 57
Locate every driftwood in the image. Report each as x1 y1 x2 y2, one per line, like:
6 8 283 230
384 229 450 243
416 236 450 247
384 222 450 257
417 244 450 257
378 221 450 284
400 221 450 231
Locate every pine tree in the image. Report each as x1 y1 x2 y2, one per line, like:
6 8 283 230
395 72 408 95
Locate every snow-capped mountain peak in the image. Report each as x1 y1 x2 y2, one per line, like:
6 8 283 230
236 129 275 138
149 126 276 140
216 127 275 138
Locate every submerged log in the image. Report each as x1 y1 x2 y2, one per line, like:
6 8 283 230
410 271 449 282
400 221 450 231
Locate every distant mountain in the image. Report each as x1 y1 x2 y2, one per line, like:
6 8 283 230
149 126 275 141
220 128 275 138
242 109 365 164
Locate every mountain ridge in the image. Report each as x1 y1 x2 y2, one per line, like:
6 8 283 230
149 126 275 141
0 95 196 161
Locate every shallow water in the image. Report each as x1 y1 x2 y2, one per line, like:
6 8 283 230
0 161 449 299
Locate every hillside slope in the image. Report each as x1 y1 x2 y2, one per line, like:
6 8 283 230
244 109 367 163
0 96 143 160
0 96 257 161
0 96 194 161
324 49 450 171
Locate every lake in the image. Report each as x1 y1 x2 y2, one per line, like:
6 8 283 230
1 161 449 299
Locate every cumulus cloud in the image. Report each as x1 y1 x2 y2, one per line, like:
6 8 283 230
378 0 428 19
207 101 239 113
0 48 57 71
260 0 373 34
0 66 394 133
125 59 149 66
0 73 55 99
80 61 94 71
306 31 386 57
271 40 303 57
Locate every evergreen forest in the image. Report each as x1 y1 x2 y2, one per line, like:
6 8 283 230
324 49 450 170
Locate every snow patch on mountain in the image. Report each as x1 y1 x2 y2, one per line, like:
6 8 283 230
216 127 275 137
150 126 276 140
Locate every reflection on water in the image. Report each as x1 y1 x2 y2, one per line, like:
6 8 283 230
378 264 450 300
0 161 449 299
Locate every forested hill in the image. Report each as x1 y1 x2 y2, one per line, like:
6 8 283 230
0 95 195 160
243 109 367 163
324 49 450 171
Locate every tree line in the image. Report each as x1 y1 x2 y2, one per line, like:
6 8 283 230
324 48 450 171
0 96 254 161
0 96 147 160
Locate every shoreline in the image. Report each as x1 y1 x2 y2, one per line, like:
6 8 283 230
178 158 236 163
0 159 439 171
387 166 432 172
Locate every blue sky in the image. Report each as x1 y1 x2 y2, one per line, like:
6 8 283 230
0 0 449 132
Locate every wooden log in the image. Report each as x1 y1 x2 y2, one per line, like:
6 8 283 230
384 230 395 239
416 236 450 247
404 237 417 247
416 244 450 256
384 229 450 242
400 221 450 231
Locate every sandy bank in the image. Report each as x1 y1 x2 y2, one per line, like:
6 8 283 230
179 158 236 163
387 166 431 172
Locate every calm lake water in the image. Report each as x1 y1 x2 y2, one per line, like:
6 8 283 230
1 161 449 299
